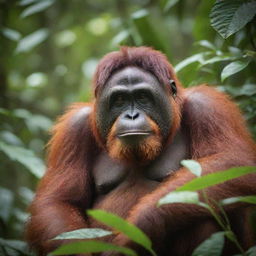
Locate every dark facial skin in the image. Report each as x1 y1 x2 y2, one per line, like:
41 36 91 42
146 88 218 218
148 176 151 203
96 66 172 146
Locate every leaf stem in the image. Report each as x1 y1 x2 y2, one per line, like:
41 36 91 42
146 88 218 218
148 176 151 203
202 191 226 230
202 191 246 255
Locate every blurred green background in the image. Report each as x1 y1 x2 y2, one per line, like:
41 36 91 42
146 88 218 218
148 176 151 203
0 0 255 255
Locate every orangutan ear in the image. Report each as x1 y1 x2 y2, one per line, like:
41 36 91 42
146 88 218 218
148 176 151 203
169 79 177 97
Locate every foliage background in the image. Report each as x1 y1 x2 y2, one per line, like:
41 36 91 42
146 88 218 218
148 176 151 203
0 0 255 255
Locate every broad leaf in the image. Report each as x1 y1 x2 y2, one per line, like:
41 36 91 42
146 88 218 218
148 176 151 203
2 28 21 41
16 29 49 53
131 9 167 54
246 246 256 256
0 238 29 254
176 166 256 192
221 59 250 81
12 109 53 132
18 187 34 205
53 228 112 240
19 0 39 6
163 0 180 12
239 83 256 96
223 83 256 97
221 195 256 205
200 56 237 67
210 0 256 39
181 160 202 177
175 53 211 73
111 30 130 47
88 210 156 256
21 0 55 18
0 188 14 223
52 241 137 256
0 142 45 178
192 232 225 256
0 108 9 115
158 191 200 206
0 131 24 146
196 40 216 50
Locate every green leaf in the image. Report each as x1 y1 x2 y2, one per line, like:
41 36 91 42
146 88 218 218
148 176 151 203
19 0 39 6
175 52 211 73
200 56 237 67
53 228 112 240
245 50 256 58
18 187 34 205
221 195 256 205
163 0 180 12
223 83 256 97
21 0 55 18
210 0 256 39
88 210 156 256
15 28 49 53
131 9 167 54
52 241 137 256
0 131 24 146
0 108 9 115
1 28 21 41
27 114 52 132
221 59 250 81
158 191 200 206
192 232 225 256
177 166 256 192
224 230 237 243
7 108 53 132
111 30 130 47
228 46 243 55
196 40 216 51
0 142 45 178
181 160 202 177
0 238 29 254
238 84 256 96
26 72 48 88
246 246 256 256
0 188 14 223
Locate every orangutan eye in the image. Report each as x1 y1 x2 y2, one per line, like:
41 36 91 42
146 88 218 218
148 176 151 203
138 92 147 100
111 93 126 107
116 95 125 105
136 91 151 105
